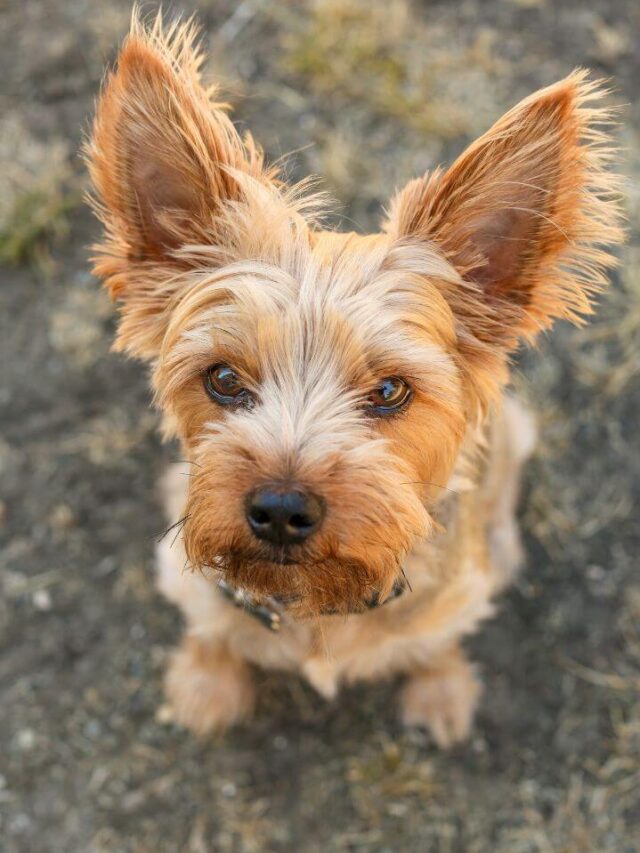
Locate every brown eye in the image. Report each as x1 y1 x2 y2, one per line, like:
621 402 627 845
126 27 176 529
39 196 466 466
367 377 412 415
204 364 252 406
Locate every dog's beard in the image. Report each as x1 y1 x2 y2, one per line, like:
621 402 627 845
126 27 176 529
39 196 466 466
198 547 403 618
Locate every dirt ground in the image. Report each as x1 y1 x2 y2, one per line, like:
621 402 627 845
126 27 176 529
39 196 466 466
1 1 639 851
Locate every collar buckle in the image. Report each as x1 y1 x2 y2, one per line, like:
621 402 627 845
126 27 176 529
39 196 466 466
217 579 283 632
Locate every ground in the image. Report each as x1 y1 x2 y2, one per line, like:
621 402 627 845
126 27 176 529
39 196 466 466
1 1 639 851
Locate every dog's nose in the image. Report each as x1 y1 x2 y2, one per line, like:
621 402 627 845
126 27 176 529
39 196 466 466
246 486 325 546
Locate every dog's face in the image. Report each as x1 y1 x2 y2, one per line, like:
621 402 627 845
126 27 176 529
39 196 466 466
154 231 468 614
87 18 620 615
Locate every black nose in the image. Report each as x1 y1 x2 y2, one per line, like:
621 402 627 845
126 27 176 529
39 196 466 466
246 485 325 546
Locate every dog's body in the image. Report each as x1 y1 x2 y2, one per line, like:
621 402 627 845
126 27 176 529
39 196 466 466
87 15 622 747
157 396 535 744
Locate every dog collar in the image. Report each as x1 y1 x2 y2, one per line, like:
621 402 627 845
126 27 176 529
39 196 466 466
217 578 406 632
217 579 286 632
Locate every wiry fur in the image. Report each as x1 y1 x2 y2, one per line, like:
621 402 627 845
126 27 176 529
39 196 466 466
87 13 624 746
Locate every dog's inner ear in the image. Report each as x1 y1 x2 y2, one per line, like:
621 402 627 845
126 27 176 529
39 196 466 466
126 146 205 256
385 72 621 349
396 137 558 310
456 201 547 303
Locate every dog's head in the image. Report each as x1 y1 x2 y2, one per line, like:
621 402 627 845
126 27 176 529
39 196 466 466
87 16 622 616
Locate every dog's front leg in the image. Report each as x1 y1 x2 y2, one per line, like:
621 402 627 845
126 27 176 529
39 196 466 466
399 644 481 748
164 634 255 737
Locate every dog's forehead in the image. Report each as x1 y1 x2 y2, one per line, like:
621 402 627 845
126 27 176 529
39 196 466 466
177 231 457 340
160 231 462 400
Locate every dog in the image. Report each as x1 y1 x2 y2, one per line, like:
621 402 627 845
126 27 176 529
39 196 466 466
86 14 623 747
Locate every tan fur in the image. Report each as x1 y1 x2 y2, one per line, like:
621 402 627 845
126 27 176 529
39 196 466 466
400 644 481 748
164 634 255 736
87 13 623 746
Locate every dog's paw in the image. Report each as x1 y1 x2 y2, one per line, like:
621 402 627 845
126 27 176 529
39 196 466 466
164 637 255 737
400 655 481 748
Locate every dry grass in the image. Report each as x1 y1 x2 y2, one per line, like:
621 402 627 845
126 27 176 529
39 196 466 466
0 114 81 271
549 588 640 851
278 0 498 139
573 247 640 397
495 774 626 853
345 736 437 823
220 0 507 227
518 235 639 557
497 599 639 853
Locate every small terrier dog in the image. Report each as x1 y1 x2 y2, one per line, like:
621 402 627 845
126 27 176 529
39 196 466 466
87 15 623 746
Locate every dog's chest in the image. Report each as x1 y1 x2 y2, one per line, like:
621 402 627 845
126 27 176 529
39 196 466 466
229 543 495 699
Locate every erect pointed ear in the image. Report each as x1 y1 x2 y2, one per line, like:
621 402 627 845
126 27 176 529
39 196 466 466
385 71 623 352
86 13 272 358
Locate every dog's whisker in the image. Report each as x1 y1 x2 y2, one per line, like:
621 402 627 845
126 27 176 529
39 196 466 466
155 514 190 543
400 567 413 594
170 519 189 548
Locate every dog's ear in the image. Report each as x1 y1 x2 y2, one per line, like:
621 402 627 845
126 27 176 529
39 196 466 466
385 72 623 353
86 14 270 358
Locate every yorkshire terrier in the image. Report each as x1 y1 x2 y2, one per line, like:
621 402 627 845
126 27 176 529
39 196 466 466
87 15 622 747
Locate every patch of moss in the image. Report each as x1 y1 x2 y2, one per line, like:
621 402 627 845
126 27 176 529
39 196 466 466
0 180 80 269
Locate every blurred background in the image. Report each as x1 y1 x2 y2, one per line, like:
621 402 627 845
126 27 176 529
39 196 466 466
0 1 638 850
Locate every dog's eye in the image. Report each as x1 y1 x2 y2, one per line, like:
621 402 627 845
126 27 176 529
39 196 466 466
204 364 252 406
366 377 412 415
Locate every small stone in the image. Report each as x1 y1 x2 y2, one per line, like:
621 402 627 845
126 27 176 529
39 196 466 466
472 736 488 754
89 766 110 793
592 21 630 62
48 503 75 530
587 564 605 581
221 781 237 798
16 729 36 751
155 704 174 725
84 719 101 739
273 735 288 751
83 687 100 707
9 813 32 835
33 589 52 611
130 622 145 641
